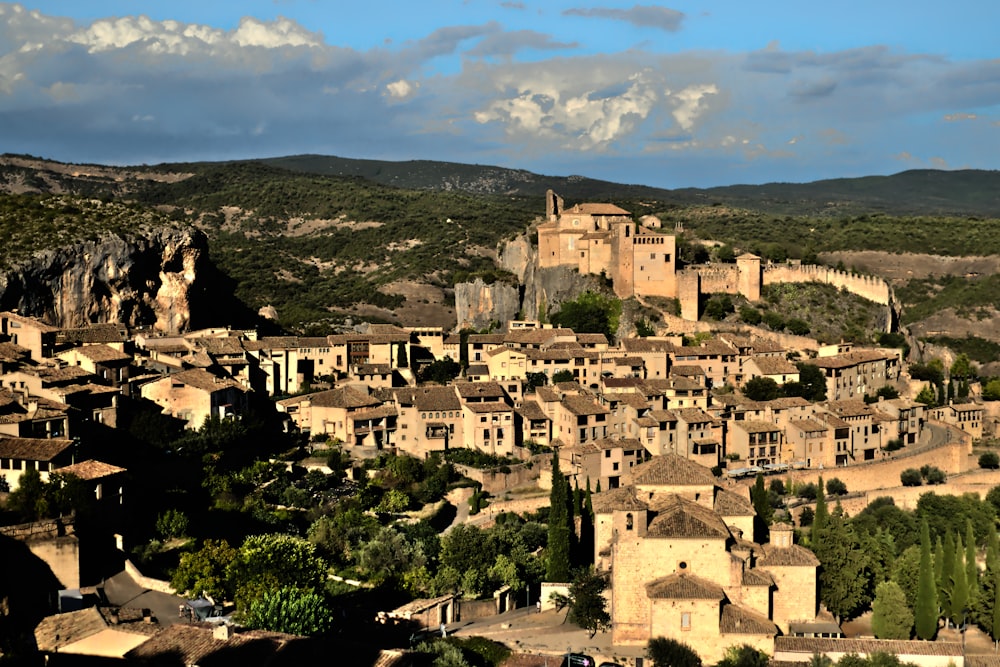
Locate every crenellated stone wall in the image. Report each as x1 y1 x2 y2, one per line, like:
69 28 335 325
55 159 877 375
763 264 891 305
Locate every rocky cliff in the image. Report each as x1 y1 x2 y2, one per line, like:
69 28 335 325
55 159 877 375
0 228 208 333
454 231 605 330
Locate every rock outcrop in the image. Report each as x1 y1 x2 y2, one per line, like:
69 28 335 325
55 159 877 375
0 228 207 333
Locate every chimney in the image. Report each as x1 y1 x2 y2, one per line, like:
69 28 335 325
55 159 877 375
213 623 234 641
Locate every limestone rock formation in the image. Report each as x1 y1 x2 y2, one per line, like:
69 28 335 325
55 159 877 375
0 228 208 333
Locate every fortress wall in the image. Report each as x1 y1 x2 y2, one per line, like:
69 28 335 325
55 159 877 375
696 266 741 294
763 265 891 305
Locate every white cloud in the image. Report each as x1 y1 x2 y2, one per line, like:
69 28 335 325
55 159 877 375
670 84 717 131
943 112 977 122
232 16 321 48
386 79 416 99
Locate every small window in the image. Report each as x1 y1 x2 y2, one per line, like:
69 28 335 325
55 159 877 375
681 612 691 630
626 513 634 531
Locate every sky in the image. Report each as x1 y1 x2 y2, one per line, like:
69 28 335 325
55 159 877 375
1 1 999 188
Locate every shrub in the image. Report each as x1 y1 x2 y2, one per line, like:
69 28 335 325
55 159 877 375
797 483 818 500
923 466 947 485
979 451 1000 469
900 469 923 487
883 438 904 452
826 478 848 496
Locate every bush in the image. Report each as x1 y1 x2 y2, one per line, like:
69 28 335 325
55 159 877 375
979 451 1000 469
883 438 904 452
923 466 947 485
826 478 848 496
900 469 923 487
797 482 818 501
739 306 762 325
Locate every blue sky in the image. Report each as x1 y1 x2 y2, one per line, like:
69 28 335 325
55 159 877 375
1 1 998 188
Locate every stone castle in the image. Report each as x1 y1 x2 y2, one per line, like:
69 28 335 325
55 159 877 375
536 190 894 324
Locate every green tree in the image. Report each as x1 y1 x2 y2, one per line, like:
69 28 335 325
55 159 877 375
635 318 656 337
826 478 848 496
812 476 828 537
980 452 1000 469
871 581 913 639
951 534 969 628
743 377 781 401
951 353 977 380
715 645 770 667
242 586 334 636
750 474 772 543
358 526 426 585
155 509 189 540
418 357 461 384
940 531 956 624
563 570 611 638
739 306 762 325
525 372 548 393
549 291 621 341
915 521 938 640
647 637 702 667
6 467 48 521
546 454 572 582
966 520 979 609
900 469 923 486
815 504 867 622
792 363 827 401
891 544 921 610
171 539 239 601
552 369 576 384
234 534 327 607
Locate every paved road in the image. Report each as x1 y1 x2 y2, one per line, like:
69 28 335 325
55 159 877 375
101 570 189 627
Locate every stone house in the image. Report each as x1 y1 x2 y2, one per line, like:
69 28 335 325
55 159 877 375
743 356 800 387
0 387 70 439
0 436 76 490
811 349 901 402
728 421 786 467
462 401 516 457
823 400 885 462
931 401 984 441
561 437 646 490
541 390 611 448
276 386 393 447
876 397 926 445
785 419 836 468
0 311 59 360
393 386 464 458
593 455 820 663
140 368 248 429
55 344 133 389
515 399 551 447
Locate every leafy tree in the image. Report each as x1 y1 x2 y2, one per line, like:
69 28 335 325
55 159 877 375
739 306 762 325
891 544 921 610
786 318 811 336
635 318 656 337
647 637 702 667
155 509 189 540
552 369 576 384
525 372 548 393
703 294 735 320
715 645 769 667
815 504 867 622
6 468 48 521
914 385 936 407
562 570 611 638
951 353 977 380
871 580 913 639
980 452 1000 469
915 521 938 640
743 377 781 401
550 291 621 341
793 363 827 401
418 357 461 384
358 526 426 585
900 469 923 487
874 385 900 401
171 539 239 601
984 379 1000 401
750 474 772 542
826 478 848 496
242 586 335 636
234 534 327 606
923 466 946 485
716 244 736 263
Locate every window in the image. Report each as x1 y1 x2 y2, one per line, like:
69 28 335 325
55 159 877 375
626 513 634 531
681 612 691 629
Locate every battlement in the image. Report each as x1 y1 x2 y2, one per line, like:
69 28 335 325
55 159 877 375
763 264 891 305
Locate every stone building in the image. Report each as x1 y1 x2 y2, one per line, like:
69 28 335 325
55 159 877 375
593 454 821 663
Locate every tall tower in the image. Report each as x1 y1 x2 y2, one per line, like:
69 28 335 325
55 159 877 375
736 253 761 302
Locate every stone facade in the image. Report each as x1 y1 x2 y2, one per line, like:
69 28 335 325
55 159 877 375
593 455 820 663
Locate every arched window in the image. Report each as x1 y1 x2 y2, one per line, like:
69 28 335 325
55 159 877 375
625 513 634 531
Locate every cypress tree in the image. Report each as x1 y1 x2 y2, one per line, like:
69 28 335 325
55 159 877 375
967 520 980 605
813 476 828 538
915 519 938 640
579 478 595 566
951 534 969 628
988 524 999 567
546 453 571 582
566 473 578 563
994 571 1000 644
751 474 772 543
941 531 956 625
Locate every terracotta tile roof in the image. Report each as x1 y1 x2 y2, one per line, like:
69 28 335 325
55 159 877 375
68 344 131 363
591 485 648 513
593 437 641 450
468 334 506 345
617 394 652 410
455 381 507 399
714 488 755 516
614 356 644 367
561 394 609 416
0 436 74 461
355 363 393 375
647 494 731 539
535 386 560 403
167 369 244 393
671 364 706 376
720 603 778 635
59 323 128 344
773 637 962 657
56 459 126 480
603 377 643 389
645 572 724 599
576 333 609 345
816 412 851 429
566 202 630 216
732 420 783 434
630 454 716 486
672 408 717 425
390 594 456 616
825 400 876 418
124 623 305 665
503 328 575 345
758 543 820 567
747 356 798 375
303 386 380 409
764 397 812 409
465 364 489 376
0 311 59 332
742 568 774 587
811 350 895 369
622 338 675 353
648 409 678 422
35 607 159 653
396 386 461 411
464 401 513 414
790 419 828 433
516 401 548 421
197 337 247 355
351 405 398 421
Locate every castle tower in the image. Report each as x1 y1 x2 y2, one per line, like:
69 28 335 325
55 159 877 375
736 253 761 302
678 271 701 321
611 221 635 298
545 189 563 221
